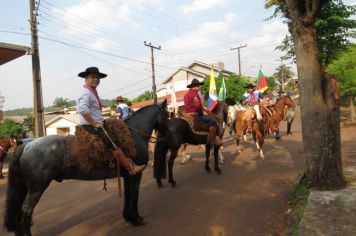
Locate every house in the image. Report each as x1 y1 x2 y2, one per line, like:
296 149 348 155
45 114 80 136
132 61 234 110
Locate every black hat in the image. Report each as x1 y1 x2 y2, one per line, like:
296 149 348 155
78 67 107 78
116 96 124 102
187 78 204 88
244 83 256 88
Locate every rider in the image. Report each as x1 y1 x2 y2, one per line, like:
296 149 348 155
183 78 223 146
77 67 145 175
113 95 130 119
242 83 263 120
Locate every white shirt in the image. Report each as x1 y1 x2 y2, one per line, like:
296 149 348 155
77 88 104 125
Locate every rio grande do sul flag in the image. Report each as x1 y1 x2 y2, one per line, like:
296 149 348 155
208 65 218 111
255 67 268 93
218 77 226 101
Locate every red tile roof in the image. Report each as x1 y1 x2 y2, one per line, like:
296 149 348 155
131 90 188 110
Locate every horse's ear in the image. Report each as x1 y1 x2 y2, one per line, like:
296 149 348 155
161 99 168 109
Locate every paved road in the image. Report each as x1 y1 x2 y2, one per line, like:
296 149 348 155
1 110 306 236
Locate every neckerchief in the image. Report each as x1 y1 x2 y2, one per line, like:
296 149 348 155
249 92 255 105
84 84 102 110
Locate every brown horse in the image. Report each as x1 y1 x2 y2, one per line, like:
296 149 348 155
0 136 17 178
261 96 294 140
234 105 265 158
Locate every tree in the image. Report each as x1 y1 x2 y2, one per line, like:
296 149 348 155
266 76 278 91
53 97 69 110
200 73 250 104
132 91 152 103
265 0 353 189
22 114 35 133
0 119 23 138
272 1 356 65
273 64 296 90
328 45 356 122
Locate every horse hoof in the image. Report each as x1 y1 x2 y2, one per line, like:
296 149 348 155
157 181 163 188
220 160 224 165
169 180 177 187
275 136 281 141
205 167 212 173
132 216 145 226
215 169 222 175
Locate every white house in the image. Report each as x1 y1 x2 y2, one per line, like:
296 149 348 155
45 114 80 136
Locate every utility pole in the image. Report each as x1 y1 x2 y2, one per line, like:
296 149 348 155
144 41 161 103
230 44 247 76
29 0 45 137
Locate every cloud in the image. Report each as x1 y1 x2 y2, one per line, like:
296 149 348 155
53 0 132 36
179 0 228 14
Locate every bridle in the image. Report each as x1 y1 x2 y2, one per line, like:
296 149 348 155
0 138 16 155
127 104 168 143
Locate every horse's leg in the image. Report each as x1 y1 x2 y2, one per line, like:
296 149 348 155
228 125 234 141
0 159 4 178
17 184 49 236
253 122 265 159
205 144 212 173
235 121 242 154
214 145 222 174
181 144 191 164
287 117 294 135
219 146 224 164
123 175 144 226
168 149 178 187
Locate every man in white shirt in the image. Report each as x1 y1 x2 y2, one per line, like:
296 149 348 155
77 67 145 175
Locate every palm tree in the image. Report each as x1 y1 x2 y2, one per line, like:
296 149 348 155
53 97 69 110
273 64 296 91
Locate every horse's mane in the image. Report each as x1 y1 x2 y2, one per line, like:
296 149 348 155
125 103 157 122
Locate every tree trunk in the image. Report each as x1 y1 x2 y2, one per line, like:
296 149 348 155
350 96 355 123
287 3 345 189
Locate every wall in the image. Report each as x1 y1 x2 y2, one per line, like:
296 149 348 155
46 118 78 136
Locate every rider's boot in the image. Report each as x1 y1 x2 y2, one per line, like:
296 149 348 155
112 148 146 175
208 126 223 146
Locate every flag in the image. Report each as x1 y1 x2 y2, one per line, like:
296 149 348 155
218 77 226 101
208 65 218 111
255 66 268 93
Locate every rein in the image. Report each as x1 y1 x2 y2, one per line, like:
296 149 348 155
127 104 168 143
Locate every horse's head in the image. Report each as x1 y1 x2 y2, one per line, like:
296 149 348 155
212 101 229 125
153 99 169 135
281 96 294 108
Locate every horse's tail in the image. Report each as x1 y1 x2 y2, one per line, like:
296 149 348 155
153 133 168 180
4 144 27 232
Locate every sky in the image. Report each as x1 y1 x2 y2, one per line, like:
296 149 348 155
0 0 354 110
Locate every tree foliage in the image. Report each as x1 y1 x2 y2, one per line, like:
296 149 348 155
327 45 356 98
0 119 23 138
268 0 356 66
273 64 295 84
266 76 278 91
200 74 250 103
53 97 69 110
132 91 152 103
22 114 35 133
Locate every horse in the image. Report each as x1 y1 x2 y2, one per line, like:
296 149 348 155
261 96 294 140
234 105 265 158
4 101 169 236
153 101 228 187
286 107 296 135
0 136 17 178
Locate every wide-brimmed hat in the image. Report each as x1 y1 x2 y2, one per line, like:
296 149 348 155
244 83 256 88
187 78 204 88
116 96 124 102
78 67 107 78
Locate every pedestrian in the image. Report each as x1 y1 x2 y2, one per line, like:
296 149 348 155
114 96 130 119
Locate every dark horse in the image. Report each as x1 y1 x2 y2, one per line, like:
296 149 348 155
154 101 228 187
4 101 169 236
0 136 17 178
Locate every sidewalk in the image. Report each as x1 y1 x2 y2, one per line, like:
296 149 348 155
299 167 356 236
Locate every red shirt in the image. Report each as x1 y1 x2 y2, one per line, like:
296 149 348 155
184 89 203 114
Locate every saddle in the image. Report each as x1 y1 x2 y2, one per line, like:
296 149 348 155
181 113 209 136
66 118 136 171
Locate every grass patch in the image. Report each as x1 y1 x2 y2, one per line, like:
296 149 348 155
287 178 310 236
